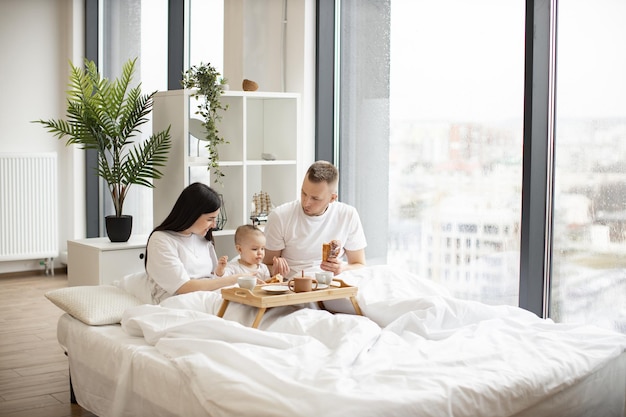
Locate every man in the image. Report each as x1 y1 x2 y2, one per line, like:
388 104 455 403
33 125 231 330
263 160 367 278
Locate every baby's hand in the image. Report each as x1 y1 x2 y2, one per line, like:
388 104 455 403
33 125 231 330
218 255 228 266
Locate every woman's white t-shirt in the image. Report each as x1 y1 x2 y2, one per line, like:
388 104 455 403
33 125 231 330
264 200 367 278
146 230 218 302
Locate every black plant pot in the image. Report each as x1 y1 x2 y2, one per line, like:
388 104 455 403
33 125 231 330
105 215 133 242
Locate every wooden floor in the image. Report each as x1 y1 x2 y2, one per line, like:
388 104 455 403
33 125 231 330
0 272 97 417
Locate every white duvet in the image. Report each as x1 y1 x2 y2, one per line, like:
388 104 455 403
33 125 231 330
121 265 626 417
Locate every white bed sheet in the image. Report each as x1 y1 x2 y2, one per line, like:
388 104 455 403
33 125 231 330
58 265 626 417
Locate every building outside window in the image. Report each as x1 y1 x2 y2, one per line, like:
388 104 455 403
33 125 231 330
551 0 626 332
338 0 524 307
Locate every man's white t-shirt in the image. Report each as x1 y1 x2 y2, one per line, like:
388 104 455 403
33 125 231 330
264 200 367 278
146 230 218 302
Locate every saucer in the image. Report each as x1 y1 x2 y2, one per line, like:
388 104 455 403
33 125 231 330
314 284 330 290
261 285 290 294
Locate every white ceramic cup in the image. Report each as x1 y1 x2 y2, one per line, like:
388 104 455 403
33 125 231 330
315 271 333 285
238 276 256 290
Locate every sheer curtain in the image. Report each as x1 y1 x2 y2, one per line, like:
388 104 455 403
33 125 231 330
99 0 168 235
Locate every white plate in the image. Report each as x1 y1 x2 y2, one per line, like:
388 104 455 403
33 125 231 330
314 284 330 290
261 285 290 294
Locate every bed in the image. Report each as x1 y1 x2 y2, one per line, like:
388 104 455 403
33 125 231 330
49 265 626 417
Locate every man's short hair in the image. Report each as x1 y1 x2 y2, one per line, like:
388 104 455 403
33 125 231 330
306 161 338 190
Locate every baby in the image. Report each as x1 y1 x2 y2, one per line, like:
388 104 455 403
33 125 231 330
219 225 271 281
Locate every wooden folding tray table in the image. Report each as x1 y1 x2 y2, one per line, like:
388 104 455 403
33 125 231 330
217 279 362 328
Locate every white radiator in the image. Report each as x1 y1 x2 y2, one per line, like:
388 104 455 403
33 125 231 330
0 153 58 263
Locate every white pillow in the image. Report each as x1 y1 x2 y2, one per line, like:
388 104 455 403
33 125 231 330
45 285 143 325
116 271 155 305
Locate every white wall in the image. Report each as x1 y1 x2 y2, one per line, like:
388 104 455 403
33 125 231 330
224 0 316 188
0 0 85 274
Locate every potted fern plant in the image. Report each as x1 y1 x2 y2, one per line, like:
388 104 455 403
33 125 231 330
181 62 229 183
35 58 172 242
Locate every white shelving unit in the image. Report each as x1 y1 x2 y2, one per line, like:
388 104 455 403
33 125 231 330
152 90 301 258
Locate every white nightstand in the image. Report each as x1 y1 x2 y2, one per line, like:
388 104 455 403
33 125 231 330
67 235 148 286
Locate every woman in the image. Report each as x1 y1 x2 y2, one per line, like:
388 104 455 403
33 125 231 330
145 182 256 303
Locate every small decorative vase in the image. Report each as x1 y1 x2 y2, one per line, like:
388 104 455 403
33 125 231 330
242 79 259 91
105 215 133 242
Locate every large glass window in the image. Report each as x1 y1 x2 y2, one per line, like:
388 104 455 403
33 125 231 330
552 0 626 333
98 1 225 235
339 0 525 306
101 0 168 235
189 0 224 72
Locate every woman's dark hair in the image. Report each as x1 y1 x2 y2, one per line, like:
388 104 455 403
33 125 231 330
145 183 222 266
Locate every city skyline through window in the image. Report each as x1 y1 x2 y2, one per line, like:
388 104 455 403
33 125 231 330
551 0 626 332
386 0 524 307
339 0 625 334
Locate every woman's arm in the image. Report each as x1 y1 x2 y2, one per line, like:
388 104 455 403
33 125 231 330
148 232 244 296
176 275 239 293
176 272 263 294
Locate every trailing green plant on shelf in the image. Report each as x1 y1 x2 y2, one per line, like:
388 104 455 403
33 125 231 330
181 62 229 184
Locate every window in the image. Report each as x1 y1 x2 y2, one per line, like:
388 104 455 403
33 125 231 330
334 0 625 334
95 1 224 236
338 0 524 306
551 0 626 333
100 0 168 235
459 224 477 234
189 0 224 72
484 225 499 235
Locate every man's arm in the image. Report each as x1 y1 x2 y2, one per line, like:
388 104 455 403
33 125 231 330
263 249 280 266
263 249 290 276
321 248 366 275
